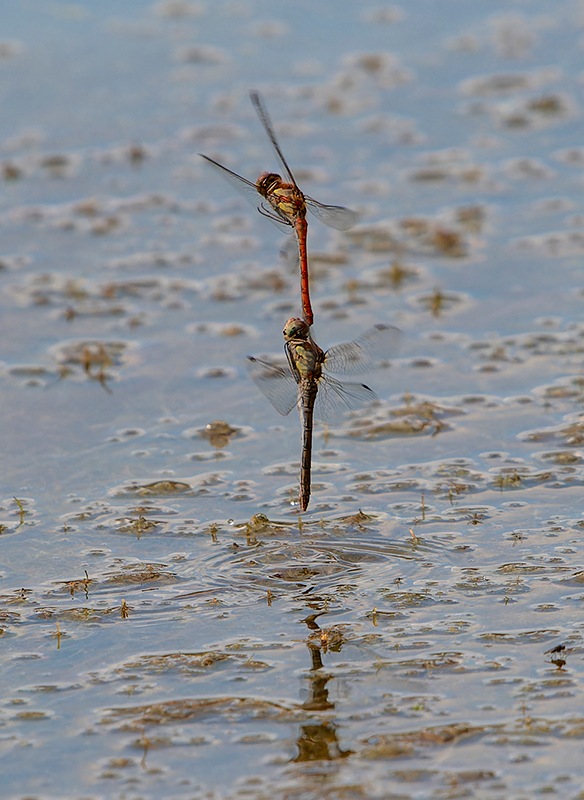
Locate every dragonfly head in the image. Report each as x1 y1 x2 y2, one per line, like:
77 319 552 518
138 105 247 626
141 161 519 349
256 172 283 198
283 317 310 341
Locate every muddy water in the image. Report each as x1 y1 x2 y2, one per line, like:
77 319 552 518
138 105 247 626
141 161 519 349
1 2 584 798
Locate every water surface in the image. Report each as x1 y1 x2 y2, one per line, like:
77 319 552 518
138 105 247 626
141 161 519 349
1 2 584 798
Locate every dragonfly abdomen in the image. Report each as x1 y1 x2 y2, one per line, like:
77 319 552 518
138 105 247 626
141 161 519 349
299 381 318 512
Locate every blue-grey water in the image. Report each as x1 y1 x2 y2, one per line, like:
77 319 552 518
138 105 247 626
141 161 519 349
1 2 584 798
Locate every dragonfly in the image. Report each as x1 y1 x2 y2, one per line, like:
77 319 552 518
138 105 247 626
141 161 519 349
248 317 400 512
200 91 358 327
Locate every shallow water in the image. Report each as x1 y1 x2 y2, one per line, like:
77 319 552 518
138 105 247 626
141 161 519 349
1 2 584 798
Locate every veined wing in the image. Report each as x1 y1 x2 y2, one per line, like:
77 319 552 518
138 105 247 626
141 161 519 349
250 91 296 186
246 356 298 416
305 196 359 231
250 92 358 231
199 153 257 195
313 374 377 423
200 153 291 230
324 324 401 375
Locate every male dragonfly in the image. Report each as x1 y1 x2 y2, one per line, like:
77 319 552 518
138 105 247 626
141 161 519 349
200 92 357 327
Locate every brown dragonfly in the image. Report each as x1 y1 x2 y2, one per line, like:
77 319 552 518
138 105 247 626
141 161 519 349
200 92 358 327
248 317 400 511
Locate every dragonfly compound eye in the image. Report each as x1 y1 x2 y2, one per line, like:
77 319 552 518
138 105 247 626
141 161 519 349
283 317 309 340
256 172 282 195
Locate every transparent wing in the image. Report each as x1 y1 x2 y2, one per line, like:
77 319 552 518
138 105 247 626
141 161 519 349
200 153 291 232
323 324 401 375
246 356 299 416
313 375 378 423
279 235 300 270
305 196 359 231
250 90 297 186
200 153 257 196
249 92 358 231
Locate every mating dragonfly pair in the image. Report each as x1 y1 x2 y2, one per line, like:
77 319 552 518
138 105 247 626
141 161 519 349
201 93 399 511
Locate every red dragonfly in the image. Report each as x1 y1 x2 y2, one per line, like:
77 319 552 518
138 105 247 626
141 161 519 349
200 91 358 327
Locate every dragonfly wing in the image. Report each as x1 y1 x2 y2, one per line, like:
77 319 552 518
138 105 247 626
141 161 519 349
201 154 292 232
280 235 300 270
250 91 297 186
313 375 377 423
250 92 358 234
324 324 401 375
305 196 359 231
246 356 298 416
200 153 257 194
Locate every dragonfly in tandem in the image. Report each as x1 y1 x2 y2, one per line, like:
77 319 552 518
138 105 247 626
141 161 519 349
200 91 358 327
248 318 400 512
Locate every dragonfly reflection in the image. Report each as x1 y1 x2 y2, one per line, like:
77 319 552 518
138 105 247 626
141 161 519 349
248 318 400 511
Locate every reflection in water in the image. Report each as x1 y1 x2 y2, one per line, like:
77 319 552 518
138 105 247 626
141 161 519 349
200 419 240 448
544 642 572 671
292 620 353 762
293 721 353 763
302 643 333 712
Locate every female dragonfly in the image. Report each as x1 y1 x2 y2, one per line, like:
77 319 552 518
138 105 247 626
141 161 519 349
200 92 358 327
248 318 400 511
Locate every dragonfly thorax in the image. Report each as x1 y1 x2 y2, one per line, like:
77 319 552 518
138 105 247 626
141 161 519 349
286 339 323 381
256 173 307 224
283 319 325 383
